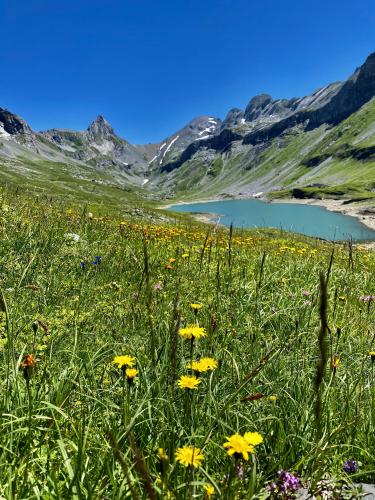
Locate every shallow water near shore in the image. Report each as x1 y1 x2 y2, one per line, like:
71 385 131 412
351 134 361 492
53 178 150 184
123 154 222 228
169 199 375 241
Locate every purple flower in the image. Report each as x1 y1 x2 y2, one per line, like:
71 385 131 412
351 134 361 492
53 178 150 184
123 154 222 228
154 282 162 291
268 470 300 497
344 459 358 474
236 462 244 480
80 261 85 270
92 256 102 265
359 295 375 302
302 290 311 297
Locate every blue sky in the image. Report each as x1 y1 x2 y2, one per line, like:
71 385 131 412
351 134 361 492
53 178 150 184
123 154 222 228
1 0 374 143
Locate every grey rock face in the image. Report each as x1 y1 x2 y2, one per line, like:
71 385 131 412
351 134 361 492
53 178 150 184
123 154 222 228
87 115 115 140
221 108 245 129
0 108 32 135
148 116 222 169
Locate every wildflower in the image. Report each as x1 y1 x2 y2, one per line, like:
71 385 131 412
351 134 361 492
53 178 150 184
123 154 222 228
190 303 203 311
113 355 135 369
125 368 138 380
369 351 375 362
175 446 204 468
268 470 300 497
20 354 36 381
223 433 254 461
179 325 207 340
332 355 340 373
158 448 169 461
338 296 346 303
204 483 215 497
269 395 277 402
169 258 176 263
154 282 162 291
182 253 189 258
236 462 244 480
244 432 263 447
302 290 311 297
188 357 218 373
80 261 85 270
165 264 173 270
344 459 358 474
92 256 102 265
87 212 93 219
177 375 201 390
360 295 375 302
64 232 81 243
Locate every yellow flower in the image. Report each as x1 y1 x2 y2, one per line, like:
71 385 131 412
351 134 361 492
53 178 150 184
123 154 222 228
269 395 277 402
204 483 215 497
244 432 263 447
177 375 201 390
113 355 135 369
369 351 375 361
179 325 207 340
223 433 254 461
188 357 218 372
158 448 169 461
338 296 346 303
169 258 177 263
125 368 138 379
190 303 203 310
175 446 204 467
332 355 340 369
182 253 189 258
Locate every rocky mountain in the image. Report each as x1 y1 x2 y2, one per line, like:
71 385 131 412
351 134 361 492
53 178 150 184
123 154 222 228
1 51 375 202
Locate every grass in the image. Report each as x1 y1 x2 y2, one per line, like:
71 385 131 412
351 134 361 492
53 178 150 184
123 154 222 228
0 185 374 498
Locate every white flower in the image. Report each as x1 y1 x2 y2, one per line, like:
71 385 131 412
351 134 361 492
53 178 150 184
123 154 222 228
64 232 81 243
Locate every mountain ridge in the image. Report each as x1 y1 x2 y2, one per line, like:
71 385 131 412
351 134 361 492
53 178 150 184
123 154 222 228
1 51 375 203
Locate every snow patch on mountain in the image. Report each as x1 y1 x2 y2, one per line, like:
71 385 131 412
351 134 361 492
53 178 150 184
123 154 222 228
160 135 180 164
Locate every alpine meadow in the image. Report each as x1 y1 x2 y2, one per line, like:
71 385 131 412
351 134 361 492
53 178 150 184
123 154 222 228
2 1 375 498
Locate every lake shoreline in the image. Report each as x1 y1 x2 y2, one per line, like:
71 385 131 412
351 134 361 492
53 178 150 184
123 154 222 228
163 196 375 241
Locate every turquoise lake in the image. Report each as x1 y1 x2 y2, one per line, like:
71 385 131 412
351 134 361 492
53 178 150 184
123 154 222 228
169 199 375 241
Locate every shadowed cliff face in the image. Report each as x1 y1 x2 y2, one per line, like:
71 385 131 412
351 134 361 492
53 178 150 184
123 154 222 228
0 108 32 135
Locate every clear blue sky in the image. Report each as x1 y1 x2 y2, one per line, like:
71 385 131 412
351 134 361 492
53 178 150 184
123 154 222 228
1 0 374 144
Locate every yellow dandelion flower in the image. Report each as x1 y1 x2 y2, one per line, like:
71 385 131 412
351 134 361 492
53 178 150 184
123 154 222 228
369 351 375 361
177 375 201 390
188 360 202 371
204 483 215 497
113 355 135 369
188 357 218 372
244 432 263 447
269 395 277 402
125 368 138 379
175 446 204 468
332 355 340 369
223 433 254 461
182 253 189 258
190 303 203 310
158 448 169 461
179 325 207 340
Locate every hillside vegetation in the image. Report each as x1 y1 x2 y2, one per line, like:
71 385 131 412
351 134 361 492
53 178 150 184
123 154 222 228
0 187 374 498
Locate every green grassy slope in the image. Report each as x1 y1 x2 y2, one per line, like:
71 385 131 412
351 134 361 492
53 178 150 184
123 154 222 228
156 98 375 203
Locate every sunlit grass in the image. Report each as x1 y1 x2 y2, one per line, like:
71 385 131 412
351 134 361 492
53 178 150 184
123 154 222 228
0 187 374 498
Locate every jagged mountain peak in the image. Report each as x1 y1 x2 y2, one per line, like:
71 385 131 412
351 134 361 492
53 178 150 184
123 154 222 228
87 115 115 139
